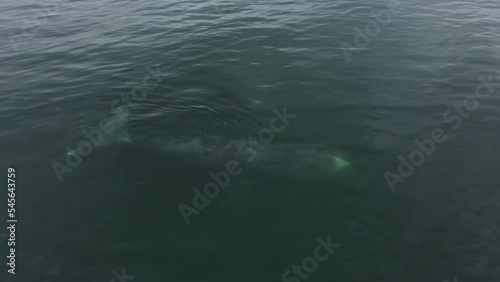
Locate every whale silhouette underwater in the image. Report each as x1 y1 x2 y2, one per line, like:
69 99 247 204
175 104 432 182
68 107 352 178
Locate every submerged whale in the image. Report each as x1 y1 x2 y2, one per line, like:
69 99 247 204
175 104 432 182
68 106 351 177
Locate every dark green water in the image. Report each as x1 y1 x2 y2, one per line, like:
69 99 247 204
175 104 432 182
1 0 500 281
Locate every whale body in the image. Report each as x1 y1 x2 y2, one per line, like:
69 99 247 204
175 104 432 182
70 106 352 177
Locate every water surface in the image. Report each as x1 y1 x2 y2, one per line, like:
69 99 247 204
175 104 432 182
1 0 500 281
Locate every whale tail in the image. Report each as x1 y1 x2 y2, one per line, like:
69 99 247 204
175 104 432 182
65 106 132 156
103 106 133 145
65 106 133 158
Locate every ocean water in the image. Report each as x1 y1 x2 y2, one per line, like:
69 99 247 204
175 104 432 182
1 0 500 281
